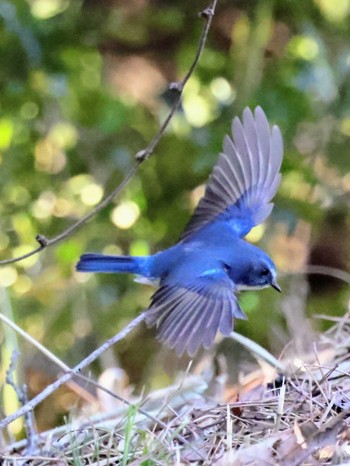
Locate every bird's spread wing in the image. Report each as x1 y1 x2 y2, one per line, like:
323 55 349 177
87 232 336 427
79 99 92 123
181 106 283 240
145 270 246 356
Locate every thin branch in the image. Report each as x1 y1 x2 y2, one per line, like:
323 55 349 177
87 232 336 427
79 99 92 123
135 0 218 162
6 351 38 454
0 164 139 265
230 331 286 373
303 265 350 285
1 312 206 460
0 313 71 373
0 312 97 404
0 312 147 431
0 0 218 266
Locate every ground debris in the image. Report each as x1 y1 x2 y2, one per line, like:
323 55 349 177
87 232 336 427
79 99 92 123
3 315 350 465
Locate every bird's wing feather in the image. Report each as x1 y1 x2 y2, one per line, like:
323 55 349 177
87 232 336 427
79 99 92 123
181 107 283 240
145 270 246 356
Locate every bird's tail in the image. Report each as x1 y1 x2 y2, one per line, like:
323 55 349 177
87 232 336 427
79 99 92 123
76 253 149 275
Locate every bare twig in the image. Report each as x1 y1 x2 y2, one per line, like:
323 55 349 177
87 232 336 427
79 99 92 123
0 0 218 266
0 311 147 431
6 351 38 454
135 0 217 162
0 313 70 373
230 331 286 373
0 165 139 265
1 312 206 460
0 312 97 404
304 265 350 285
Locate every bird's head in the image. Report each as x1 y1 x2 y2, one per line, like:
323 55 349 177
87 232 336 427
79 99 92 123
235 250 281 292
253 256 281 291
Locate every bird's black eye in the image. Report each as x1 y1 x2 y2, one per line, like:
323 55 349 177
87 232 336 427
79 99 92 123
223 264 231 273
261 268 269 276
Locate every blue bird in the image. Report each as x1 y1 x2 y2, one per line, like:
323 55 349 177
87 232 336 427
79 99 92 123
77 107 283 357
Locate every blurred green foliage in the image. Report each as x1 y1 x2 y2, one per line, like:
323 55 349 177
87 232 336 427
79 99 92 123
1 0 350 431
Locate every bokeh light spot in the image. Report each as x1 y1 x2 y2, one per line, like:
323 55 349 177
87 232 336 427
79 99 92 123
49 122 78 150
69 174 94 194
20 102 39 120
289 36 319 61
74 269 91 283
111 201 140 229
32 191 56 219
31 0 69 19
0 232 10 252
239 292 260 313
14 275 33 295
0 119 14 150
280 171 311 200
190 185 205 208
245 224 265 243
7 186 30 206
183 94 212 127
73 317 92 338
340 117 350 136
12 214 35 241
0 267 18 287
315 0 350 22
210 78 234 103
170 114 192 137
25 316 45 340
130 240 150 256
35 139 66 174
80 183 104 206
102 244 123 255
54 197 72 217
12 246 39 269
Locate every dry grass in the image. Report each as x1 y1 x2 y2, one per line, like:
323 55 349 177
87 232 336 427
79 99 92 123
2 313 350 465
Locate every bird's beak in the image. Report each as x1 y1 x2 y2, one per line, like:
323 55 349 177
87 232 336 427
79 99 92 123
271 279 282 293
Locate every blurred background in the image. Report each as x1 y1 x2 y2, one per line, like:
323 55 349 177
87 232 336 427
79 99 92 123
1 0 350 433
